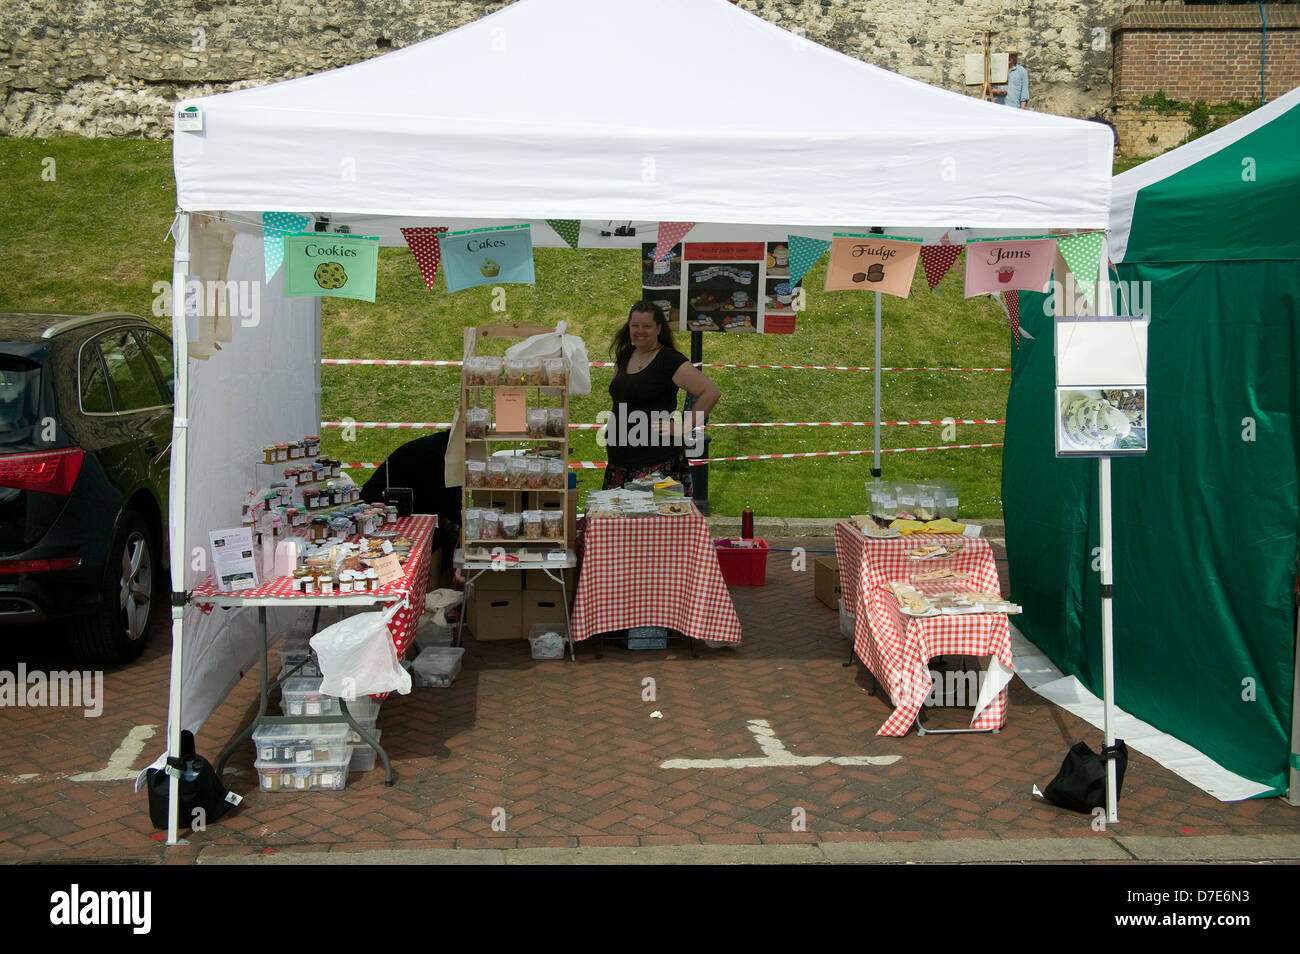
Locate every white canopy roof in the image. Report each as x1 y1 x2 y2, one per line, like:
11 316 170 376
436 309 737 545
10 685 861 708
173 0 1113 230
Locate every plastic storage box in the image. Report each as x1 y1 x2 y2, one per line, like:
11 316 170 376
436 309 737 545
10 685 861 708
277 649 322 679
627 626 668 650
254 758 350 792
528 624 567 659
340 694 382 722
348 730 383 772
839 602 855 640
416 618 455 649
412 647 465 687
715 538 770 586
252 722 351 765
279 677 342 717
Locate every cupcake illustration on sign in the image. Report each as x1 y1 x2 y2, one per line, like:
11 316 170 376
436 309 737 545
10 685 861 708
314 261 348 290
480 258 501 278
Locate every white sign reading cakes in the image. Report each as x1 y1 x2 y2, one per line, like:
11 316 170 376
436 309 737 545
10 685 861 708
1055 315 1148 458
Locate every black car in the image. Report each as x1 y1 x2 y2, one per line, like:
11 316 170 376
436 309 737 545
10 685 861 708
0 312 173 663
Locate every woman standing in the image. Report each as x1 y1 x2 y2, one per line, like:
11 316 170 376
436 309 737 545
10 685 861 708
602 301 721 494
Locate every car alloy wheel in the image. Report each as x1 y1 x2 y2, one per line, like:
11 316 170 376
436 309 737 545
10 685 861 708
119 529 152 642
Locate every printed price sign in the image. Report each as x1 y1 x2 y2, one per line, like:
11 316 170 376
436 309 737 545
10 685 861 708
371 554 403 587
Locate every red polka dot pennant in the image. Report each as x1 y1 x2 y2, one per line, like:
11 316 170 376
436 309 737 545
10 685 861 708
401 226 449 291
920 240 964 291
654 222 695 262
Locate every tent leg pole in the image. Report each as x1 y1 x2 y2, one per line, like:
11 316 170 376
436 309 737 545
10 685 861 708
1286 586 1299 806
1100 455 1118 824
872 292 882 478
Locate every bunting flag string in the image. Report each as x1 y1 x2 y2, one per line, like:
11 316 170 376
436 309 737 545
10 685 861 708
786 235 832 286
1055 231 1106 307
545 219 582 250
262 211 313 283
400 226 450 291
654 222 695 262
920 236 964 291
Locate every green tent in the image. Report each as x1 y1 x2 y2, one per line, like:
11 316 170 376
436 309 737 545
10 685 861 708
1003 85 1300 794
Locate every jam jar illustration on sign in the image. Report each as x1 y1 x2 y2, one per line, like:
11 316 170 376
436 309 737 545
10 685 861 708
314 261 348 289
997 266 1015 283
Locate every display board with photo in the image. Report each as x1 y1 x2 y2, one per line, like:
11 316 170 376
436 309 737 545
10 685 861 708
637 239 800 334
1056 387 1148 457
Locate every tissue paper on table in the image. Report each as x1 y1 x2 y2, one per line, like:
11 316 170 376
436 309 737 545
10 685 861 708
274 539 302 579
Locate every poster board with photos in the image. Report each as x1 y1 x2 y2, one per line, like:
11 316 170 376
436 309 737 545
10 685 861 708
640 241 799 334
1055 315 1148 457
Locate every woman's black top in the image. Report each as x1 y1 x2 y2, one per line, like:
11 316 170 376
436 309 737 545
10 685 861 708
606 347 689 468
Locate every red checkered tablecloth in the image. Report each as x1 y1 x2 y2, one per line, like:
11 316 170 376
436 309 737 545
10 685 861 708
571 510 742 643
190 514 436 661
834 522 1013 736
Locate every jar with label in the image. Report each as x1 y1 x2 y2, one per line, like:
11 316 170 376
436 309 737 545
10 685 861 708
292 767 312 790
260 768 282 792
466 460 486 488
546 407 566 437
523 509 544 540
466 406 491 440
500 512 522 539
263 444 276 464
288 441 302 460
504 357 526 386
365 568 379 591
545 357 567 387
480 509 501 540
527 408 548 437
304 435 319 457
338 571 354 593
318 574 334 595
523 357 545 386
275 442 289 462
526 457 545 489
330 459 341 478
507 456 528 489
311 462 326 482
543 509 564 540
385 505 397 525
486 457 507 488
546 458 566 489
464 508 483 540
271 481 290 503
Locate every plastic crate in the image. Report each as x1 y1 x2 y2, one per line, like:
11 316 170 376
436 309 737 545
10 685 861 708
277 649 322 679
715 539 770 586
416 617 455 649
252 722 351 765
528 624 567 659
412 647 465 687
340 695 382 722
279 677 341 717
343 716 379 744
627 626 668 650
348 730 383 772
254 758 350 792
839 601 855 640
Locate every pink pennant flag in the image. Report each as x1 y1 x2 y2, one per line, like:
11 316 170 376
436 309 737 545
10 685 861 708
401 227 449 291
920 244 963 291
655 223 695 262
963 238 1056 298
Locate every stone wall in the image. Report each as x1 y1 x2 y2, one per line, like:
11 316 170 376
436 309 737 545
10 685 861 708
1 0 1124 139
1113 3 1299 104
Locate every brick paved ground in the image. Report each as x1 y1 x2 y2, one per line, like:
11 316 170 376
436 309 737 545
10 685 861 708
1 535 1296 862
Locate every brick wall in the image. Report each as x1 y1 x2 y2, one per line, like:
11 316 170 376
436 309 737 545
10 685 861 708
1113 4 1300 103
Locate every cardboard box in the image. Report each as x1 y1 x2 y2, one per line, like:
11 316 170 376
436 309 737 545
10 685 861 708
523 568 575 603
472 565 523 592
468 590 522 640
814 556 841 609
521 592 568 633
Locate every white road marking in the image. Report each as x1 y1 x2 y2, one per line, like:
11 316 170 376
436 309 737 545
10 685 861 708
660 719 902 770
68 724 159 781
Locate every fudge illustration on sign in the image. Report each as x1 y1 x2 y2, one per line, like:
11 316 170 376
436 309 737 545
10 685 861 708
480 258 501 278
866 264 885 282
314 261 348 289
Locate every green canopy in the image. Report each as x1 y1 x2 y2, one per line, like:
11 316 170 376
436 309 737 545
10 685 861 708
1004 86 1300 793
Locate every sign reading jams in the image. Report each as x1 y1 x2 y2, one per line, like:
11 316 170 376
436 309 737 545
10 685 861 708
283 233 380 302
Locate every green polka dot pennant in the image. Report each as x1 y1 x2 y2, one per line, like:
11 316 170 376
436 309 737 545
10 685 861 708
546 219 582 250
787 235 832 287
1056 231 1106 308
262 211 313 283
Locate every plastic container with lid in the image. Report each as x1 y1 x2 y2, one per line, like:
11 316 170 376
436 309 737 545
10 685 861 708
546 407 566 438
412 646 465 688
894 481 918 517
466 406 491 440
528 623 567 659
545 458 566 489
507 456 528 489
522 509 544 540
504 357 526 386
255 757 350 791
542 509 564 540
500 512 522 539
544 357 567 387
279 677 342 717
252 721 350 765
523 357 545 386
936 480 960 520
348 729 383 772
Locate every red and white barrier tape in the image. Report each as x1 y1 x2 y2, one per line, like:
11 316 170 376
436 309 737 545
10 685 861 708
338 442 1003 472
320 418 1005 431
321 358 1010 373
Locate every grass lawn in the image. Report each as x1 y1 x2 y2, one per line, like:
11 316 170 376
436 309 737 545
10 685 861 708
2 136 1030 518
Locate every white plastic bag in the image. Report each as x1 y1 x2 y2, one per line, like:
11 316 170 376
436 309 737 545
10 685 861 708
310 601 412 699
503 321 591 396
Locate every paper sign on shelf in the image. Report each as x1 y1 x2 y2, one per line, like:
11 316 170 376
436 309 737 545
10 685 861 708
494 388 527 433
371 554 403 587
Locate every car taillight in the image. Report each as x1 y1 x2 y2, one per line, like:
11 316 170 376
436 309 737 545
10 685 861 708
0 447 84 495
0 555 82 574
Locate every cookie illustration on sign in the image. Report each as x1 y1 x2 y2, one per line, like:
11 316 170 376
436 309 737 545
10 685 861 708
866 264 885 282
314 261 348 289
480 258 501 278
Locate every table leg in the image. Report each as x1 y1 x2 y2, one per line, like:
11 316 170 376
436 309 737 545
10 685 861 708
217 606 271 775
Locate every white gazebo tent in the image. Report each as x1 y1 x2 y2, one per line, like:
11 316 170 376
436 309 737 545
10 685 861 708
165 0 1114 839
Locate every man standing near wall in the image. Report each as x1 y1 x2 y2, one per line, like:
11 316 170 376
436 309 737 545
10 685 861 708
1002 48 1029 108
